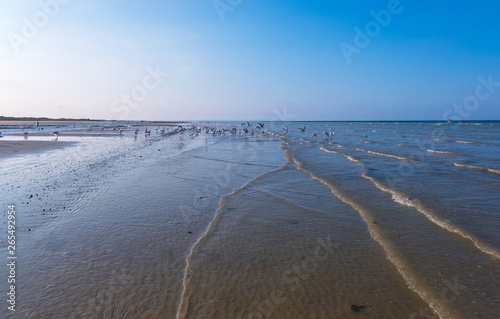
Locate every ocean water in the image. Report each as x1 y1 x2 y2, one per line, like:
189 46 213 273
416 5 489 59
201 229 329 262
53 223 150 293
0 121 498 318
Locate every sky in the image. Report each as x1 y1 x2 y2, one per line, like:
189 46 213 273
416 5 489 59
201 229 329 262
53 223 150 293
1 0 500 121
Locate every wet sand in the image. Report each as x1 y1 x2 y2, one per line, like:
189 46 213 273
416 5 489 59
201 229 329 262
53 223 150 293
0 140 76 159
2 133 429 319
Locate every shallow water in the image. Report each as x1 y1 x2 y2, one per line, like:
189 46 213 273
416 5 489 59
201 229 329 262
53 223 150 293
0 121 499 318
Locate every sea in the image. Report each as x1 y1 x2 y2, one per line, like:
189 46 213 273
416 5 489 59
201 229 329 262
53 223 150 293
0 121 498 319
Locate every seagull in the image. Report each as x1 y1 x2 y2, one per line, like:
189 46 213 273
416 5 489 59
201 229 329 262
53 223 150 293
51 131 59 140
145 127 151 134
23 131 29 135
33 121 39 129
134 129 139 134
299 126 306 132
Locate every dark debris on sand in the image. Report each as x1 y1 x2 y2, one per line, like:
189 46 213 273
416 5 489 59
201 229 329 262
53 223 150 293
351 305 365 313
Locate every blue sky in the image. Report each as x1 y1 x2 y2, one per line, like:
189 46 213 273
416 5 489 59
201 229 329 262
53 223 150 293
1 0 499 121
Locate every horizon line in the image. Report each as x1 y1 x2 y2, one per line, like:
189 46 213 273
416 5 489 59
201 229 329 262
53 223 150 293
1 116 500 123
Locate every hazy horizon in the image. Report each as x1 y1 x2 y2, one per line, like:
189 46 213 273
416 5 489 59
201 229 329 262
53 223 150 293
3 115 500 123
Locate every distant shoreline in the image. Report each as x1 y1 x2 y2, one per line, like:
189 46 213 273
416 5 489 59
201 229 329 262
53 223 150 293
0 116 104 122
1 116 498 123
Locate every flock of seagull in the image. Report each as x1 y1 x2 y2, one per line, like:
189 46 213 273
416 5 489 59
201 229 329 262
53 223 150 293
186 122 335 138
4 121 338 140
